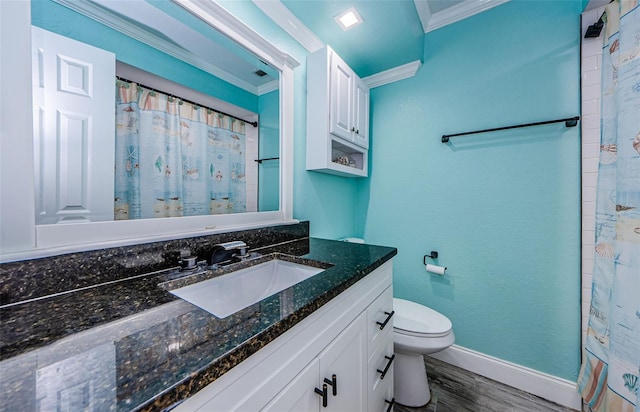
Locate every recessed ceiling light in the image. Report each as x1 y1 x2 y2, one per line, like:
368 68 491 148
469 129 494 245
335 7 363 31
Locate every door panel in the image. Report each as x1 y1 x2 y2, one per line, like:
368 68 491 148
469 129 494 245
262 359 320 412
329 53 353 141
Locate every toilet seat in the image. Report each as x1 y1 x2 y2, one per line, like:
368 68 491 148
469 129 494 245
393 298 452 337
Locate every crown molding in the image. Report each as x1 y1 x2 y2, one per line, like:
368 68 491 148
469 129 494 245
251 0 325 53
174 0 299 70
419 0 509 33
258 79 280 95
413 0 433 33
363 60 422 89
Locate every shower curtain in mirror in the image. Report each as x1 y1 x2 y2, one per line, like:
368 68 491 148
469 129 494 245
114 80 246 220
578 2 640 411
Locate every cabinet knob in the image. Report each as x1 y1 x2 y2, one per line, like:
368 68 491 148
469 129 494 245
351 127 356 132
376 310 395 330
314 384 328 407
377 354 395 380
356 129 359 134
324 374 337 396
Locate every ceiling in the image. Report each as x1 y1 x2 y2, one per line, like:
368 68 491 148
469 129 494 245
64 0 509 94
269 0 509 78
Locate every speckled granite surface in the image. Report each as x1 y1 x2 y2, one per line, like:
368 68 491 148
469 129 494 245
0 224 396 412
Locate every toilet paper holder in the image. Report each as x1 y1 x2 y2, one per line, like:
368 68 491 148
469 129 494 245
423 251 438 265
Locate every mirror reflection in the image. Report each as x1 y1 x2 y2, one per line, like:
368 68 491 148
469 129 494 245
30 0 281 225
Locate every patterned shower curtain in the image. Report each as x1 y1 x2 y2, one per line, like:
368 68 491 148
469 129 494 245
577 1 640 411
114 80 247 220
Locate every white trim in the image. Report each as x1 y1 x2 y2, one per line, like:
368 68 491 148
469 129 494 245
258 79 280 95
0 0 37 253
2 216 300 263
173 0 300 71
279 65 295 221
423 0 509 33
363 60 422 88
413 0 433 34
251 0 325 53
429 345 582 410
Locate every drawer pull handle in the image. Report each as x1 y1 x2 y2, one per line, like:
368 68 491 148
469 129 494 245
376 310 395 330
315 384 328 407
377 354 395 380
324 374 337 396
384 397 396 412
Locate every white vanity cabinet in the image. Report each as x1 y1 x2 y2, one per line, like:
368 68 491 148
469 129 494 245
174 260 393 411
306 45 369 178
263 313 367 411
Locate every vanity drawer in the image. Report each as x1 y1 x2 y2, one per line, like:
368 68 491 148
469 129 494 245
368 337 395 412
367 285 394 356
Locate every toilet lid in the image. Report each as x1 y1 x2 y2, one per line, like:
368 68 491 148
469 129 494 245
393 298 452 336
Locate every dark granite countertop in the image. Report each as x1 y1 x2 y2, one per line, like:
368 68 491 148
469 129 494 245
0 238 396 412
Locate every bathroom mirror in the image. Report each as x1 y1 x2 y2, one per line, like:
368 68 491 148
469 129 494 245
6 0 298 254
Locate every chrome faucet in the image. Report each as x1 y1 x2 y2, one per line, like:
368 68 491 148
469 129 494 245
208 241 249 267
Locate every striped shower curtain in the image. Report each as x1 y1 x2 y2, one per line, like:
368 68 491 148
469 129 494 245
114 80 247 220
577 1 640 411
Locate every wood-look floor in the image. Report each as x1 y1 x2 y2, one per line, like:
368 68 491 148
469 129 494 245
394 356 580 412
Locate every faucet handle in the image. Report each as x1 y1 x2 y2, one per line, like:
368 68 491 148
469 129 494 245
214 241 247 250
179 256 198 271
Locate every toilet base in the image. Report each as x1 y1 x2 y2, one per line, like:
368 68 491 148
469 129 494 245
393 351 431 407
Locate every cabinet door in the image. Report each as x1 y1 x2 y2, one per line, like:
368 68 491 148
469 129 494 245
319 312 367 411
262 360 321 412
353 77 369 149
329 52 353 142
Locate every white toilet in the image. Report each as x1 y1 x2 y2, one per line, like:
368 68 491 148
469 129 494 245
393 298 455 407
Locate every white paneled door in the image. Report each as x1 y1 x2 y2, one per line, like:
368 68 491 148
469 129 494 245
31 26 115 225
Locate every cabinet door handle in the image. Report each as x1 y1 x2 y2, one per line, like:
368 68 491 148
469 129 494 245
376 310 395 330
377 354 395 380
384 397 396 412
356 129 359 134
351 127 356 132
315 384 328 407
324 374 337 396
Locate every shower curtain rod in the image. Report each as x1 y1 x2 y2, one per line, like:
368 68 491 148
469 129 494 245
116 76 258 127
441 116 580 143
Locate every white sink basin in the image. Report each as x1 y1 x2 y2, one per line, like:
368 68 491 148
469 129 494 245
169 259 326 318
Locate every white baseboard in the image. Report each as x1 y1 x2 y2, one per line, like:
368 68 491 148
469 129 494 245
429 345 582 410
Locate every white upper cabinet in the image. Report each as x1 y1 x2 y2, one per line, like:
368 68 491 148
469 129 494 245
306 46 369 178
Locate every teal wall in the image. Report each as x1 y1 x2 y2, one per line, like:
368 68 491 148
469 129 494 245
358 0 582 380
258 90 280 211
